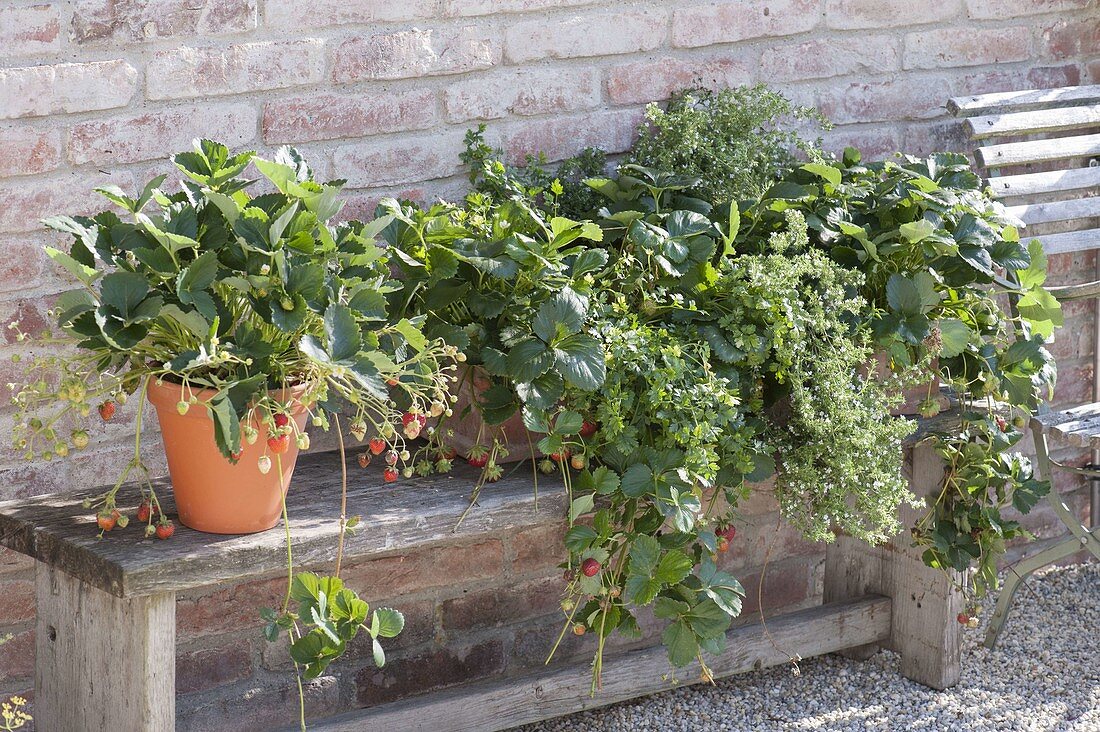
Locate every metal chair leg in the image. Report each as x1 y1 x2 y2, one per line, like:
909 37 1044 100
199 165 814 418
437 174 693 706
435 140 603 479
1032 431 1100 562
983 535 1085 649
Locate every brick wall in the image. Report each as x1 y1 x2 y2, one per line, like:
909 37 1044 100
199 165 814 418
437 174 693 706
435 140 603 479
1 0 1098 722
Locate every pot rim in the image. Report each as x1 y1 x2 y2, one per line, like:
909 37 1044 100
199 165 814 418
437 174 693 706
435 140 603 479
145 376 315 417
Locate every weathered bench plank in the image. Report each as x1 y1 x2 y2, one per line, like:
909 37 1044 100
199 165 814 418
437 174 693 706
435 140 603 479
307 596 892 732
976 133 1100 168
0 452 565 597
965 105 1100 140
948 84 1100 115
987 166 1100 199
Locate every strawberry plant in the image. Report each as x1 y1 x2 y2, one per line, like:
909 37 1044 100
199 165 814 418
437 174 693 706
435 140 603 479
8 140 455 727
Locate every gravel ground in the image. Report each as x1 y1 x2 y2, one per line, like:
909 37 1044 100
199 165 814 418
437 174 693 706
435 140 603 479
522 562 1099 732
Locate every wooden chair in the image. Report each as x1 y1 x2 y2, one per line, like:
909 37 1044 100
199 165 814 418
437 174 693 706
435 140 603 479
948 85 1100 648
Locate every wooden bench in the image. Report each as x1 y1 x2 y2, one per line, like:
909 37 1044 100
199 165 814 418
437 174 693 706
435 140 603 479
948 84 1100 647
0 435 963 731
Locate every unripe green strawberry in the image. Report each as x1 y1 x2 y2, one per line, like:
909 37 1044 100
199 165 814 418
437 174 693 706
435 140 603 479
177 400 189 415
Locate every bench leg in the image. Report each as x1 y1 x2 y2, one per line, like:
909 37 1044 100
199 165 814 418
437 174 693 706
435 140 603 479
823 441 964 690
34 563 176 731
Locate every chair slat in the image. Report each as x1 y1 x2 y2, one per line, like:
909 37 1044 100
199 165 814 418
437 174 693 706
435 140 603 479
977 133 1100 168
948 84 1100 116
1033 401 1100 428
965 105 1100 140
1032 227 1100 254
1006 197 1100 225
988 166 1100 199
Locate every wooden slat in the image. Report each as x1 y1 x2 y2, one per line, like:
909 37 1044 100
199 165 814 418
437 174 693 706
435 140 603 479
986 166 1100 198
1005 197 1100 225
0 452 566 597
976 133 1100 168
965 105 1100 140
1033 401 1100 447
1035 228 1100 254
308 596 892 732
949 84 1100 116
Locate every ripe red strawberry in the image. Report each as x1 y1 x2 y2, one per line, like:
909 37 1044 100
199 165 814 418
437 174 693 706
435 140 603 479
467 453 489 468
401 412 426 428
956 612 970 625
273 413 289 428
137 500 156 523
550 448 571 463
357 452 371 469
155 521 175 540
383 467 399 483
386 378 399 387
717 525 737 541
97 511 118 532
581 558 600 577
98 401 116 421
368 438 386 455
995 416 1008 432
580 420 598 438
267 434 290 454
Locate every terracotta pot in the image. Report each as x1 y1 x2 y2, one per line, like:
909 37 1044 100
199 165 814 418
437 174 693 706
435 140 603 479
443 365 537 464
146 378 310 534
867 352 943 416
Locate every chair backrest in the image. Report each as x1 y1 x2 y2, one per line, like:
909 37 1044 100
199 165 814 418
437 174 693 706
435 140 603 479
948 84 1100 256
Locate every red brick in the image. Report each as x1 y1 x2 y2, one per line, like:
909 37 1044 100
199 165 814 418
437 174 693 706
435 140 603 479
905 26 1032 69
1053 362 1093 406
510 522 567 573
0 629 33 682
441 576 561 632
176 642 253 694
966 0 1091 19
902 121 969 157
1090 59 1100 83
0 125 61 178
511 613 591 669
0 548 33 575
176 576 285 638
0 235 47 291
761 36 899 82
147 39 325 100
737 558 815 616
1047 250 1097 283
333 29 498 83
444 0 596 16
1039 17 1100 60
355 638 505 706
332 130 467 189
606 52 755 105
505 9 667 63
0 3 60 58
263 89 436 144
500 109 642 164
1 298 50 344
716 514 822 572
0 60 136 120
0 170 134 234
445 68 600 123
72 0 256 44
265 0 434 26
817 77 952 124
955 65 1083 101
0 579 32 625
340 539 504 597
69 103 256 166
336 187 428 224
826 0 961 28
672 0 820 49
